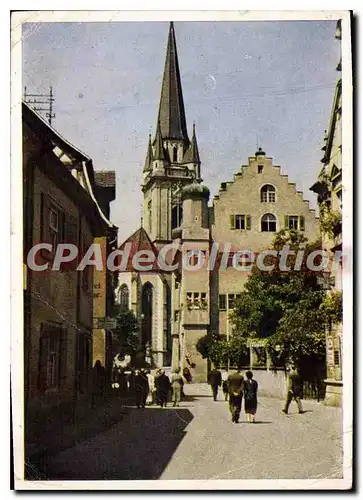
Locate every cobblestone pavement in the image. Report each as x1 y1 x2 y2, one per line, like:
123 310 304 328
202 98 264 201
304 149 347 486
44 383 343 481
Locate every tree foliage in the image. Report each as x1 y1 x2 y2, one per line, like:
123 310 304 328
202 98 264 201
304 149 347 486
319 290 343 325
196 334 249 368
227 229 330 364
195 334 211 359
111 306 139 355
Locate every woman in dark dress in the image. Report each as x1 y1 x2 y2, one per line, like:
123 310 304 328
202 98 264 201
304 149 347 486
243 370 258 423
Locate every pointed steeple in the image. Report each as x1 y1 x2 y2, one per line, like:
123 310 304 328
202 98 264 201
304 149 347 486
143 134 153 172
157 22 189 142
183 123 201 164
154 120 166 160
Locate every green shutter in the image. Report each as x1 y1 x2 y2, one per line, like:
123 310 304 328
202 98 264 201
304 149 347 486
284 215 289 228
230 214 235 230
299 216 305 231
246 215 251 230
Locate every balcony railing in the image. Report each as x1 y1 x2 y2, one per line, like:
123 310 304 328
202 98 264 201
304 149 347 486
166 166 193 178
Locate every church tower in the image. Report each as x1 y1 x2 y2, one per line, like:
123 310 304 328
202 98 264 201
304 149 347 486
142 22 202 247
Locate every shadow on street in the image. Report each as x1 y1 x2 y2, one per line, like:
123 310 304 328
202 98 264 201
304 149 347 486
44 407 194 481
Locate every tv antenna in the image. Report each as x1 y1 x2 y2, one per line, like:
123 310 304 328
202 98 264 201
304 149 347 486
23 86 55 126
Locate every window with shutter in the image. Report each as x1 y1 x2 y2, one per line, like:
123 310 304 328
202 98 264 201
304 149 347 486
235 215 245 230
38 335 50 391
219 294 226 310
38 323 63 392
82 235 92 291
40 193 65 260
63 215 79 271
287 216 299 230
299 216 305 231
230 215 251 230
40 193 53 259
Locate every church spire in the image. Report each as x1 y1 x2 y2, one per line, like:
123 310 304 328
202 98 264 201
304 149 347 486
154 120 166 160
183 122 201 164
157 22 189 142
143 133 153 172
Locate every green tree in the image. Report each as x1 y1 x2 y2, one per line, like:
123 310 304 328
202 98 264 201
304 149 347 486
111 306 139 356
228 229 326 365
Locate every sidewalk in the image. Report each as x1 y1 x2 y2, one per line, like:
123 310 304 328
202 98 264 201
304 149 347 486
25 391 132 479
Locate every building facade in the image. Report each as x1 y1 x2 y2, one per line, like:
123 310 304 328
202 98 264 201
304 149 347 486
116 23 320 381
23 102 117 420
310 20 343 407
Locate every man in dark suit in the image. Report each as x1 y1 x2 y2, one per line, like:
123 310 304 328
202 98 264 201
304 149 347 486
155 369 171 407
282 365 304 414
134 368 149 408
207 367 222 401
227 369 244 423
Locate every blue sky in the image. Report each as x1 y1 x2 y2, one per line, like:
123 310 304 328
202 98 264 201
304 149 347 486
22 20 340 242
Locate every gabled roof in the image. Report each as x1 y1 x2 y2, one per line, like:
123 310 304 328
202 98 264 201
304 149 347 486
22 100 90 163
23 101 116 229
118 227 160 272
157 22 189 142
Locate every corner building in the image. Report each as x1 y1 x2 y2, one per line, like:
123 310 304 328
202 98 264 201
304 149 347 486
116 23 319 381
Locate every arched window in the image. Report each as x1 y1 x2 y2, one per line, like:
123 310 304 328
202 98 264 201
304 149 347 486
260 184 276 203
261 213 277 232
141 282 153 347
171 204 183 229
119 284 129 309
148 200 152 233
173 146 178 163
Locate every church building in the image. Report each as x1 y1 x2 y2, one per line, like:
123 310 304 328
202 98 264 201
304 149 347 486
116 22 320 381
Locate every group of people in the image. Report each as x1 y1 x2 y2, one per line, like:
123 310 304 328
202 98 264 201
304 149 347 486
208 365 304 424
130 367 186 409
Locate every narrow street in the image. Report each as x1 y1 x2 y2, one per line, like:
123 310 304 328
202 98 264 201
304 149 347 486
43 383 343 481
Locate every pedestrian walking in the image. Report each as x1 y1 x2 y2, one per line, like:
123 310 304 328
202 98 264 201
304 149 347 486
171 367 184 407
91 360 106 407
134 368 149 408
155 369 171 407
128 369 136 396
243 370 258 423
146 369 156 405
282 365 304 415
227 369 244 423
222 371 229 401
207 367 222 401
